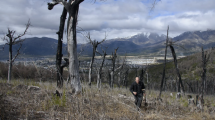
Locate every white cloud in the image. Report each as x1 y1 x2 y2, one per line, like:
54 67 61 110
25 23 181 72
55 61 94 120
0 0 214 44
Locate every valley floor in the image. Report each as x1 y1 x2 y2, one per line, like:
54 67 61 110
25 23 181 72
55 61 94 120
0 80 215 120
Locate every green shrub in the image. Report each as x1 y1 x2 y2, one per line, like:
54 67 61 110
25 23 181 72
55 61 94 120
52 90 67 107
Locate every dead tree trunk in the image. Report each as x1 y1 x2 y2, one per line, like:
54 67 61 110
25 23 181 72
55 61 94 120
97 49 106 89
48 0 84 93
117 71 121 88
123 69 129 89
169 45 184 94
201 47 206 99
111 56 126 88
86 33 105 87
88 46 95 86
3 21 30 83
139 68 145 83
158 26 169 98
8 40 12 83
186 82 194 93
198 47 211 108
110 48 118 88
108 70 111 87
56 2 67 88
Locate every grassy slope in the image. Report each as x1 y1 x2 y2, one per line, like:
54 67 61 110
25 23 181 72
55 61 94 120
0 80 215 120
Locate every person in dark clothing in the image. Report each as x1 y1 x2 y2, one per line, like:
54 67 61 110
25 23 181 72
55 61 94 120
130 77 145 110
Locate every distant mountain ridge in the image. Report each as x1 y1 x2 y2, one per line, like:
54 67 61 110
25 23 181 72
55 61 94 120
0 37 67 59
0 30 215 59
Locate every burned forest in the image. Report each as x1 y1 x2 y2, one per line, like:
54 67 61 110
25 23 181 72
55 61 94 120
0 0 215 119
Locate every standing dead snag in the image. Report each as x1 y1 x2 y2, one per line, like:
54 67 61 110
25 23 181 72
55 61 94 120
159 26 185 98
96 47 107 89
123 69 129 89
158 26 169 99
169 45 184 95
48 0 84 93
109 48 118 88
49 0 68 88
116 55 127 88
2 20 30 83
86 32 106 87
139 68 145 83
109 48 126 88
197 47 211 109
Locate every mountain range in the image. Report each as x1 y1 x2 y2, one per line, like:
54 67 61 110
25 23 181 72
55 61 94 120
0 30 215 60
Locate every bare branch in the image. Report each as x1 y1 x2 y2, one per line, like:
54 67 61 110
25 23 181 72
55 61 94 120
86 32 93 44
14 20 31 42
1 44 7 51
48 2 59 10
48 0 69 10
12 43 22 62
115 55 126 72
78 45 84 58
150 0 160 12
100 45 108 54
74 0 84 5
96 50 102 56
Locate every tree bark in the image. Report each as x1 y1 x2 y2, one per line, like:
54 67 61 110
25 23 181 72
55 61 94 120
67 1 84 93
117 72 121 88
97 50 106 89
200 47 208 99
8 41 12 83
124 69 129 89
56 3 67 88
169 45 184 94
158 26 169 98
88 47 96 86
110 48 118 88
110 71 114 88
139 68 145 83
68 10 81 92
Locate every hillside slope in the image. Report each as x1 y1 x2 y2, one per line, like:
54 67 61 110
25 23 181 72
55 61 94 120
147 48 215 94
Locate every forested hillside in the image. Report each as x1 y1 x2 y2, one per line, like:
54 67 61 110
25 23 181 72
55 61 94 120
147 48 215 94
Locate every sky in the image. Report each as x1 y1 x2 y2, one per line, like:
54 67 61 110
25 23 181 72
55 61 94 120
0 0 215 45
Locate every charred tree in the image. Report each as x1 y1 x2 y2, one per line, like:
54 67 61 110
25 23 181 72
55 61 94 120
53 0 68 88
198 47 211 108
169 45 185 94
2 20 30 83
186 82 194 93
123 69 129 89
48 0 84 93
158 26 169 98
117 71 122 88
109 48 125 88
110 48 118 88
86 33 105 87
139 67 147 83
97 48 107 89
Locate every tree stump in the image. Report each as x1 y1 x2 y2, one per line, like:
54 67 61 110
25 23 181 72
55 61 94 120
176 92 181 99
187 95 194 106
196 95 204 110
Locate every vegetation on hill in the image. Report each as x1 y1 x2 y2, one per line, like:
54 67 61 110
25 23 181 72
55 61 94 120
147 48 215 94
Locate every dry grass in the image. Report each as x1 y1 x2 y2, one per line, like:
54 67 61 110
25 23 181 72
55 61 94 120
0 79 215 120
